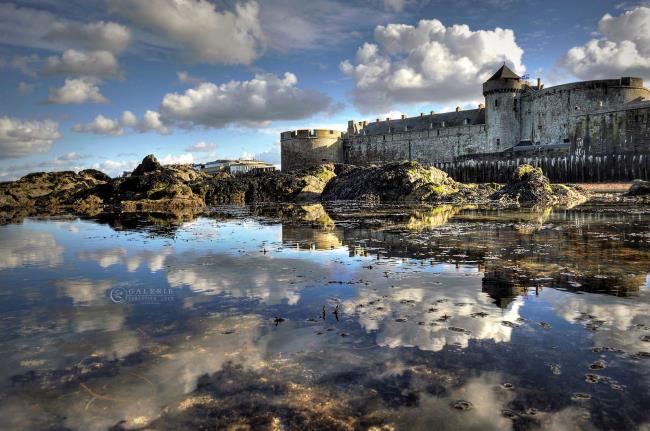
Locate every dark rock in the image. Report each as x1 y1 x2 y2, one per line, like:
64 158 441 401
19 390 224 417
193 163 336 205
626 179 650 196
131 154 162 176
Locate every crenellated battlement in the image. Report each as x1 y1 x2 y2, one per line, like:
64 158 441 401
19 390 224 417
279 65 650 181
280 129 344 140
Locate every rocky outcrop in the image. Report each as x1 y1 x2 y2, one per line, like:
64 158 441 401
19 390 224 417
0 169 111 213
490 165 588 207
322 161 462 202
110 157 206 211
626 179 650 196
0 156 593 225
192 163 336 205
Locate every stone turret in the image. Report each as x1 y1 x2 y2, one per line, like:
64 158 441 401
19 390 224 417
280 129 344 171
483 65 526 150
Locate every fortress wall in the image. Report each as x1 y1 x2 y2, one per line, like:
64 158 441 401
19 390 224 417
573 104 650 156
520 81 650 146
344 124 488 165
280 130 344 171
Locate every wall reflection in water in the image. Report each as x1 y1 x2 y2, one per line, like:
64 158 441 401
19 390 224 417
0 204 649 431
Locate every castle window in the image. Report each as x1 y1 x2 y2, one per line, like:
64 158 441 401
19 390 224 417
514 99 517 111
494 100 499 107
496 138 500 147
437 129 440 136
383 135 386 141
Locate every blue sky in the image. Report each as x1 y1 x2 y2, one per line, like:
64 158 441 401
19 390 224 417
1 0 649 179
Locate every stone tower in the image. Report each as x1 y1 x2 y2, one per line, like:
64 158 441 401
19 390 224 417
482 65 526 150
280 129 344 171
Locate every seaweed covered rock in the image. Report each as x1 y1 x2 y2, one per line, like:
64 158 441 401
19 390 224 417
193 163 336 205
626 179 650 196
491 165 587 207
0 169 111 213
322 161 461 202
111 156 206 211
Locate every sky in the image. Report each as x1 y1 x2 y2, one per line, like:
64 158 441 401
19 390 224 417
1 0 650 180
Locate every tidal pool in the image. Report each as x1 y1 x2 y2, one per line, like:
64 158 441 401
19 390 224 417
0 203 649 430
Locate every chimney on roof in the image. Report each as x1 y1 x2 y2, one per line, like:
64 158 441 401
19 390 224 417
386 117 390 122
478 103 485 110
401 114 406 119
456 106 461 112
537 77 541 89
430 111 435 116
420 112 424 117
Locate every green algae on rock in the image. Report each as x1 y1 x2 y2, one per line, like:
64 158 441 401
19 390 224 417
322 161 463 202
490 164 588 207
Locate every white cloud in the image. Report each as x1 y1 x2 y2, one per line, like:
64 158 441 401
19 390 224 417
91 159 138 176
136 110 170 134
73 115 123 136
340 19 525 113
48 78 109 104
73 110 170 136
159 153 195 165
185 141 216 152
560 6 650 80
17 82 34 94
120 110 137 127
46 20 132 54
0 117 61 159
177 70 205 85
160 72 337 128
44 49 121 78
108 0 264 65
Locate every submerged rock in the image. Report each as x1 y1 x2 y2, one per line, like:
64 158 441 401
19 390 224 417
491 165 588 207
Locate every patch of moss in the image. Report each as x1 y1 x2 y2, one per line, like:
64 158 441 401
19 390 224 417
514 164 543 180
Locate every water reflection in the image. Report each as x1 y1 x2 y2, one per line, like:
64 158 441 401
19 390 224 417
0 204 649 430
0 227 64 269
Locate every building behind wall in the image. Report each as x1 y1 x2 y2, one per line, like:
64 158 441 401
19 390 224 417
280 65 650 182
193 160 276 176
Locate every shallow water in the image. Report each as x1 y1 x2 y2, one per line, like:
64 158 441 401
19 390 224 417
0 203 649 430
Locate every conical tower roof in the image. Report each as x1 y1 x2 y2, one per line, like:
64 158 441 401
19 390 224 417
487 64 521 81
